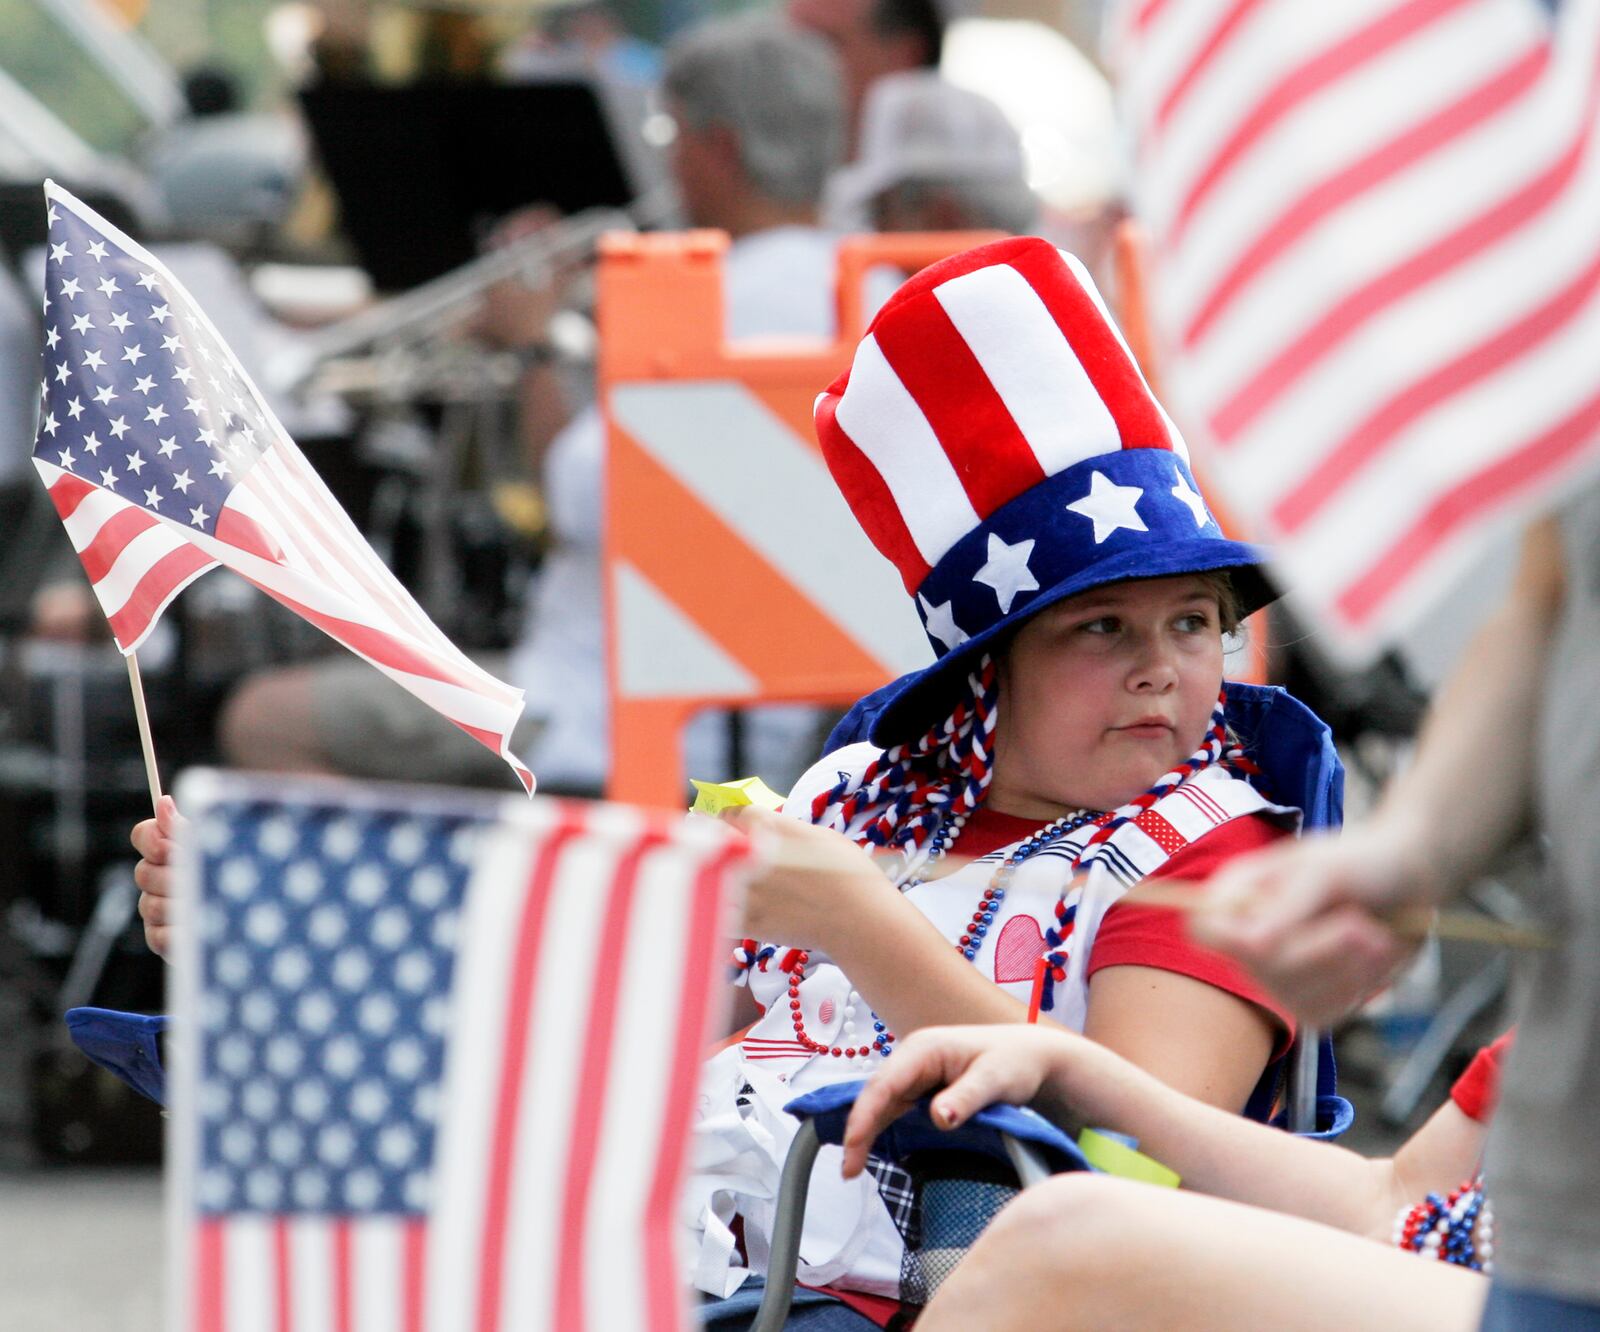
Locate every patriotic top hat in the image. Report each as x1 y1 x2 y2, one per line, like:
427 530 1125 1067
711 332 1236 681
815 236 1272 746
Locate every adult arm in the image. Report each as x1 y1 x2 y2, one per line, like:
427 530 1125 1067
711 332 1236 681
1194 516 1567 1022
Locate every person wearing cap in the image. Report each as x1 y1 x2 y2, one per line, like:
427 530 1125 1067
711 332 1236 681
685 236 1336 1326
829 70 1039 235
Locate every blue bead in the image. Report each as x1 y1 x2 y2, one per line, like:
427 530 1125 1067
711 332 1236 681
974 925 987 938
981 910 995 923
963 947 977 960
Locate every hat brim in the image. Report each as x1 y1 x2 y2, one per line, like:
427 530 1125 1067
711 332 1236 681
867 539 1275 748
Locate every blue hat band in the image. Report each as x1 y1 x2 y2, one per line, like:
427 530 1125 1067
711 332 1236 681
913 449 1246 656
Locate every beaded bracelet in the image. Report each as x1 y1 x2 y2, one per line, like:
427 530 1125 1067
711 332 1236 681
1393 1175 1494 1273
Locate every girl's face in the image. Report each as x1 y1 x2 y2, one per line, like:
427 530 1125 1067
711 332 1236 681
989 574 1227 819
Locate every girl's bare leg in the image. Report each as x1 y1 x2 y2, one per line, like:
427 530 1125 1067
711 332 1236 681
919 1174 1487 1332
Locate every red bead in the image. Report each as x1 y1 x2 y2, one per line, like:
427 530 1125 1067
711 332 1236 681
845 1048 858 1058
831 1047 842 1057
960 934 972 946
790 999 801 1010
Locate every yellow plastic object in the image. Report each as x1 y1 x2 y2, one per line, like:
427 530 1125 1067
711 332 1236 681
1077 1128 1181 1189
689 775 786 817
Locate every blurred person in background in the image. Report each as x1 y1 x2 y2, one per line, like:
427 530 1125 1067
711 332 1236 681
787 0 946 156
220 13 853 796
831 70 1038 235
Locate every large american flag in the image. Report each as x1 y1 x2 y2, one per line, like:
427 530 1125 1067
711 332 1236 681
170 772 749 1332
30 181 534 792
1115 0 1600 659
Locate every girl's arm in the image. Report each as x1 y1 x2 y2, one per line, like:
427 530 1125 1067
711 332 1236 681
725 807 1275 1111
843 1024 1467 1242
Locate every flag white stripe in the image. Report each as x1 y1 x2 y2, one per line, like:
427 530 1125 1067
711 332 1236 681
223 1216 274 1332
352 1218 404 1332
251 449 439 644
500 811 638 1330
1284 278 1600 578
582 841 692 1332
933 265 1123 476
1180 23 1592 407
1161 1 1547 331
289 1215 335 1332
831 333 980 567
229 465 371 609
1216 80 1600 504
88 520 194 616
1138 0 1398 230
423 812 538 1332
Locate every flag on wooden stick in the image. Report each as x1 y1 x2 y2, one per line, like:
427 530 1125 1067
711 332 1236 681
1115 0 1600 659
30 181 534 792
169 773 749 1332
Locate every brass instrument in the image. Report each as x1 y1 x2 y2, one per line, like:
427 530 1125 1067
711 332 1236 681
274 190 677 404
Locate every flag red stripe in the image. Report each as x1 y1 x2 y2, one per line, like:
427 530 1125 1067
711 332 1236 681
814 393 933 592
196 1220 226 1332
1007 244 1174 450
474 815 584 1332
403 1221 426 1332
333 1219 352 1332
274 1218 292 1332
1153 0 1264 133
77 505 161 582
1273 240 1600 532
45 470 97 519
1182 43 1546 347
106 544 214 647
250 584 482 698
1210 74 1599 442
1168 0 1474 248
645 845 750 1332
247 457 424 635
873 295 1047 520
1132 0 1173 32
555 830 667 1332
1337 380 1600 624
213 505 284 564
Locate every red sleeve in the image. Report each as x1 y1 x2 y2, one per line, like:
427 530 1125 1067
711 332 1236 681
1086 814 1297 1055
1449 1029 1516 1123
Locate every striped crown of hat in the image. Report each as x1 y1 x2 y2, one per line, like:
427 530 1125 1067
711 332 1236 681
815 236 1268 742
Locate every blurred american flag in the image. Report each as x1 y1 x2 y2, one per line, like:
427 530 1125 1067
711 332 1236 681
1116 0 1600 658
30 182 533 792
172 774 748 1332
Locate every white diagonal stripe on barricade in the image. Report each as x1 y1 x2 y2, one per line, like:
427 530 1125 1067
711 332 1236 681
608 381 932 674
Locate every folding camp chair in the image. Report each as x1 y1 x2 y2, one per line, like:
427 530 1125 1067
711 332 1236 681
750 1080 1091 1332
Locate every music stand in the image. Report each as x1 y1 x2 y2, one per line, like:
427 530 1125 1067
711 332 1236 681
298 78 637 291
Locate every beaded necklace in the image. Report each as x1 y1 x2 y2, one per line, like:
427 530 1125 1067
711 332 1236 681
779 806 1100 1061
1393 1175 1494 1273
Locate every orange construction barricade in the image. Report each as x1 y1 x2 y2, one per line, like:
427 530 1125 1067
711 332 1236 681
599 231 1002 807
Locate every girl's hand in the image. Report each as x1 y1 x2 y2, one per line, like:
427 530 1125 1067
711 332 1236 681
841 1025 1076 1179
719 805 887 953
130 795 185 958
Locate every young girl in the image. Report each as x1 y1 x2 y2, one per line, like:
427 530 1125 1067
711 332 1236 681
841 1023 1509 1331
684 237 1333 1325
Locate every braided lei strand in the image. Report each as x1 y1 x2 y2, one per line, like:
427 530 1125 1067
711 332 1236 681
1034 687 1259 1014
1393 1175 1494 1273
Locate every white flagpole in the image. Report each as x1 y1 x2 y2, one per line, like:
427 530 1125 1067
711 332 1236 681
125 650 163 813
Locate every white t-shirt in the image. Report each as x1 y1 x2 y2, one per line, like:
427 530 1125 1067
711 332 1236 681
507 226 861 792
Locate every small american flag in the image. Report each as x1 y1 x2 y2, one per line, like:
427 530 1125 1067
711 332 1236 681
30 181 533 792
1115 0 1600 659
170 772 749 1332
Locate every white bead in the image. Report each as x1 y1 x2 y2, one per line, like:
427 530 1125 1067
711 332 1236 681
1478 1242 1494 1259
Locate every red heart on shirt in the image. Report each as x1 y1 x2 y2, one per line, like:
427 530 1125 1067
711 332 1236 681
993 915 1046 985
